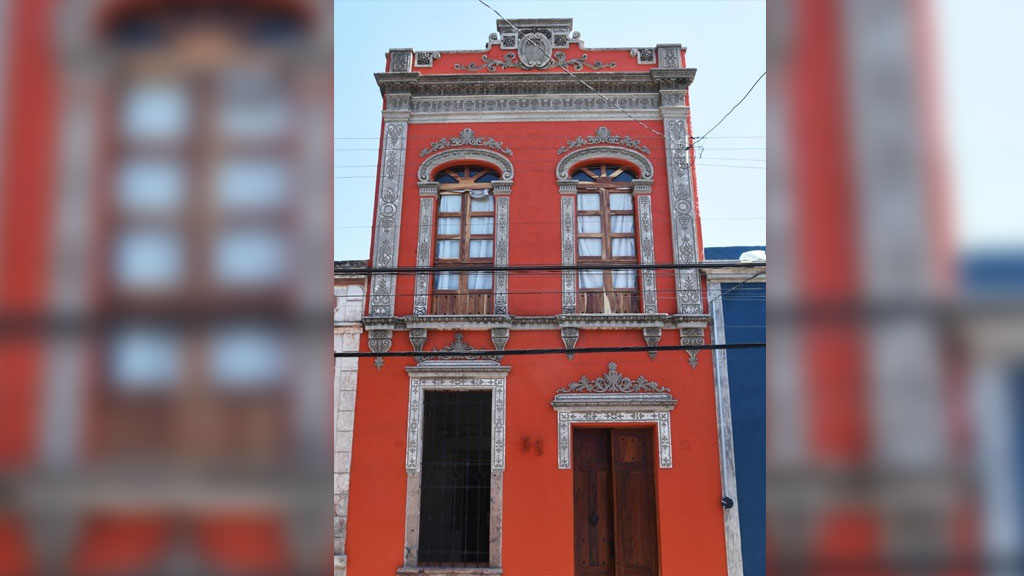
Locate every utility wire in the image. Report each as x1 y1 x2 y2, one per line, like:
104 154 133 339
338 261 765 275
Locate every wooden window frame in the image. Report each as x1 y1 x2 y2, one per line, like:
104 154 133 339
575 165 640 314
432 166 497 315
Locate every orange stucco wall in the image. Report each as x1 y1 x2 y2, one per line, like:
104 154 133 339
347 331 727 576
349 87 729 572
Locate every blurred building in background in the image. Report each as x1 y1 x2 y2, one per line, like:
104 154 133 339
0 1 332 574
331 260 367 575
343 18 764 576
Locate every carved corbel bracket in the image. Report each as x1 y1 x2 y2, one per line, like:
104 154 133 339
679 327 704 369
561 326 580 359
367 325 395 370
642 327 662 359
408 328 428 352
490 327 510 351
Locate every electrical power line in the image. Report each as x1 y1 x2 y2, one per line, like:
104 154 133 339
336 261 765 275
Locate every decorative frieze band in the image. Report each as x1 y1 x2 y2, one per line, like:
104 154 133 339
369 122 409 319
409 94 661 115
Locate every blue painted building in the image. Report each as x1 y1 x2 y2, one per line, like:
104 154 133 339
705 246 766 576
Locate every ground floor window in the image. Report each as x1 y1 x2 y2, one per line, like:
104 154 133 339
418 390 493 566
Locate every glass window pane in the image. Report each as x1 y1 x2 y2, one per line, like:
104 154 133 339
470 195 494 212
218 71 290 140
611 238 636 257
117 158 185 214
211 229 288 286
215 157 289 212
436 239 460 259
578 237 602 258
609 193 633 211
121 81 190 141
577 193 600 211
439 195 462 212
208 325 285 388
577 215 601 234
437 217 461 235
109 325 182 390
114 230 184 290
467 272 492 290
612 269 637 289
434 271 460 290
470 216 494 235
610 215 634 234
579 269 603 289
469 239 493 258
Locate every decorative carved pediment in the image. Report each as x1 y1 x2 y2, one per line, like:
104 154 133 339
558 362 668 394
557 126 651 155
416 332 501 363
419 128 513 158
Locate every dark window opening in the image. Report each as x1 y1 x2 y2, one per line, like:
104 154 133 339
418 391 492 566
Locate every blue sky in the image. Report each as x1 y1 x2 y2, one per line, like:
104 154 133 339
334 0 767 260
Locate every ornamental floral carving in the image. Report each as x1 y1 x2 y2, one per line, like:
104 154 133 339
419 128 514 158
557 126 651 155
454 51 616 72
558 362 668 394
416 332 501 363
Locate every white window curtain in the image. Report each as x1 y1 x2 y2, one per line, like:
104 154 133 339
577 193 600 211
577 215 601 234
470 195 494 212
437 217 461 235
579 269 603 289
609 193 633 211
436 239 460 259
612 269 637 289
470 216 494 235
610 215 634 235
611 238 636 258
577 238 602 258
469 239 493 258
467 272 493 290
434 272 460 290
439 195 462 212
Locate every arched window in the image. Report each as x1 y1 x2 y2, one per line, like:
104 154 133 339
574 164 640 313
432 166 499 314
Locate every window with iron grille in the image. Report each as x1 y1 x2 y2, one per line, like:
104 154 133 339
432 166 498 315
417 391 492 566
574 165 640 314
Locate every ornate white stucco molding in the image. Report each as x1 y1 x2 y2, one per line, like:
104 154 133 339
369 122 409 319
551 363 677 469
555 145 654 180
403 362 510 570
417 148 514 181
662 117 702 315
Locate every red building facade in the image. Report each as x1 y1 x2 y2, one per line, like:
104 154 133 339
346 19 738 576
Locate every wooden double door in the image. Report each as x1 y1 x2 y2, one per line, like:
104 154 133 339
573 428 660 576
